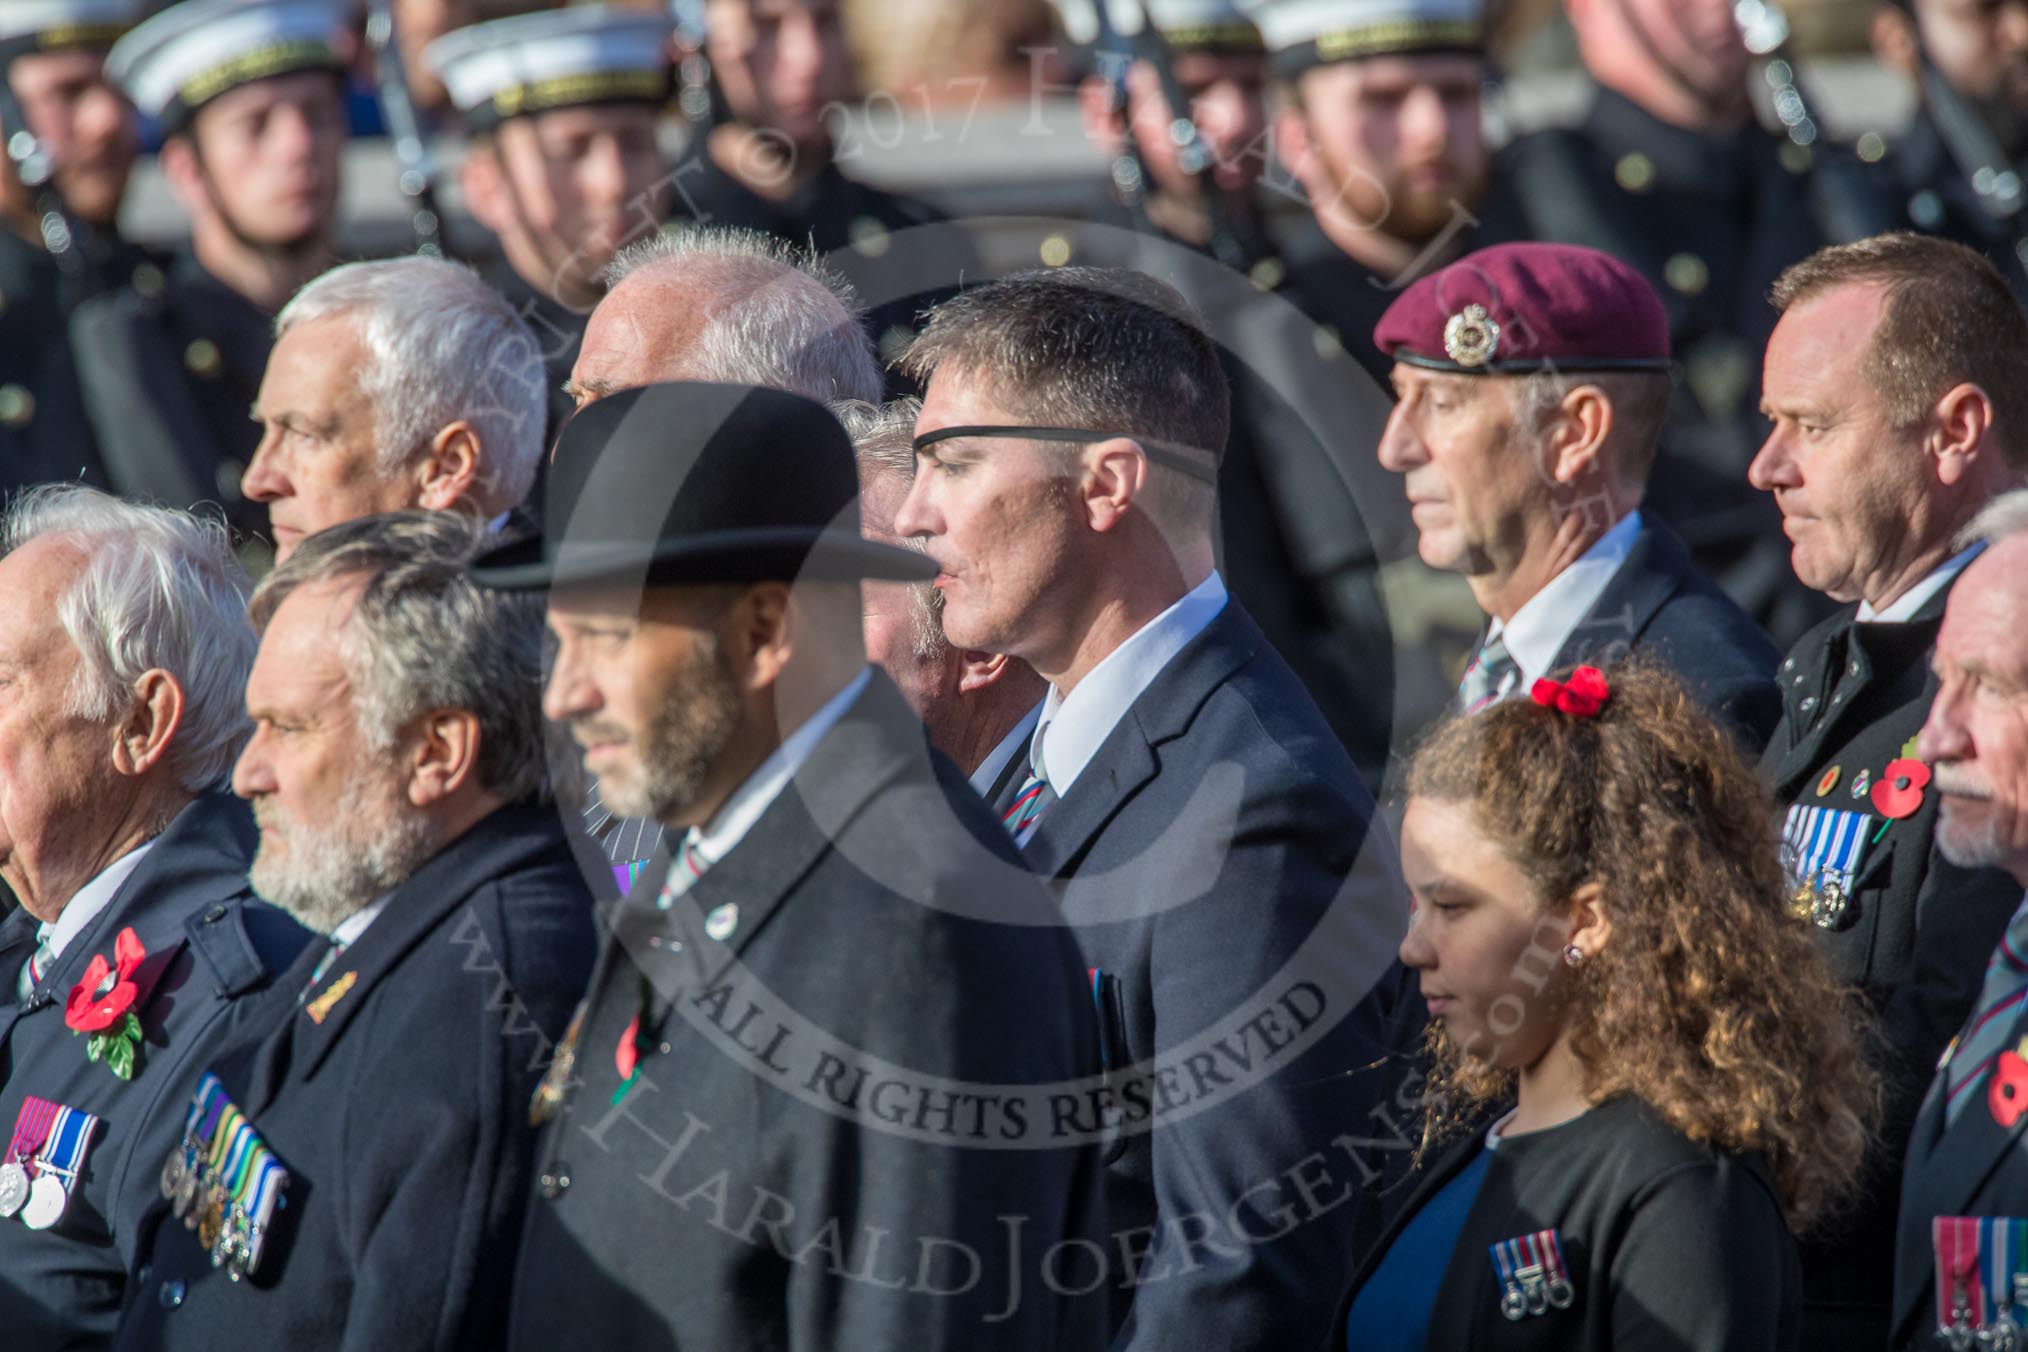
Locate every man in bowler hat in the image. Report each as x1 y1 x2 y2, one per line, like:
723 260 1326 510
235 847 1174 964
488 382 1107 1351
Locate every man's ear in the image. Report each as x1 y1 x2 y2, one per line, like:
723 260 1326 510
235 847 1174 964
460 146 506 235
730 583 794 693
1079 74 1125 153
956 648 1015 695
1929 382 1996 487
1544 384 1612 486
1081 437 1150 533
416 421 483 512
158 135 208 217
408 708 483 807
111 670 186 779
1273 104 1315 192
1870 3 1919 81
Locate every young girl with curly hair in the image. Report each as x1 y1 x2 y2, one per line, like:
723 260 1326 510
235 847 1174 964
1339 663 1878 1351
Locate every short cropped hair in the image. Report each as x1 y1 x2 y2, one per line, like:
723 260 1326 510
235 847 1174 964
1513 369 1675 490
900 267 1231 532
604 226 884 405
248 511 548 806
277 257 549 513
2 485 254 793
1771 233 2028 469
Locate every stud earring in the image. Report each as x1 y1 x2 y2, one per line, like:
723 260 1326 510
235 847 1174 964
1562 944 1585 967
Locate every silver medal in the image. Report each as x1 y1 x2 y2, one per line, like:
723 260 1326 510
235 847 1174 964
0 1161 28 1218
21 1172 66 1230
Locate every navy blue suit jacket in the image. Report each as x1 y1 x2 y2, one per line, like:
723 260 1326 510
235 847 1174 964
1542 519 1781 754
1010 597 1408 1351
0 793 311 1350
113 803 596 1352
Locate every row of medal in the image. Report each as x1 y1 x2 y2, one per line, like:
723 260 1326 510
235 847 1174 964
159 1073 289 1282
1488 1228 1577 1321
1780 802 1873 931
0 1095 99 1230
1935 1216 2028 1350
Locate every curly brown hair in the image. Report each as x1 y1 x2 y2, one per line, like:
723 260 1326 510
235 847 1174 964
1404 662 1879 1232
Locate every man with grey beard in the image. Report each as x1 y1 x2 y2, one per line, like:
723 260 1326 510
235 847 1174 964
1891 492 2028 1350
112 511 595 1352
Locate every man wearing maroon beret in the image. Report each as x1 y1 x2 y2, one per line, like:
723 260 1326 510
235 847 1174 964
1373 240 1781 749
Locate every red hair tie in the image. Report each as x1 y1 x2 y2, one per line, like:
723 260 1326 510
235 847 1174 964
1530 666 1610 718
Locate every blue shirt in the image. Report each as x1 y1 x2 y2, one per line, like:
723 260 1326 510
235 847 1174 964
1345 1142 1496 1351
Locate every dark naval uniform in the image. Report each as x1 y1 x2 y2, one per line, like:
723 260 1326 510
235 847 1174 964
1868 104 2028 300
1500 86 1837 645
0 227 111 494
112 805 596 1352
1760 581 2023 1345
674 150 980 371
507 675 1108 1352
68 248 275 542
0 794 311 1351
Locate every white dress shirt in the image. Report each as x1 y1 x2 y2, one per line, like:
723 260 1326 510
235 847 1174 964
968 703 1042 800
1484 510 1644 700
1855 542 1985 623
331 894 393 950
45 841 158 965
688 666 873 867
1028 571 1229 796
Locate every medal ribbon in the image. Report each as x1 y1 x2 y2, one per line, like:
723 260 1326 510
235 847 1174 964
7 1096 59 1173
32 1104 98 1191
239 1149 289 1276
1938 1215 1987 1332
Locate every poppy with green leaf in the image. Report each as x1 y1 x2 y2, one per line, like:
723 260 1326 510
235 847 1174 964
64 927 147 1082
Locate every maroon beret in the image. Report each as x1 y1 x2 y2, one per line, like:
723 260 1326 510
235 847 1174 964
1372 242 1671 375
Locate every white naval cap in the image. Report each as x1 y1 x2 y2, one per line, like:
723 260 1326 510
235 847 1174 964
1052 0 1262 53
1238 0 1483 77
422 5 674 133
104 0 351 133
0 1 147 62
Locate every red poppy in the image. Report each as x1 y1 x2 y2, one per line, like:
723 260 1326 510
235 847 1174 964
1994 1049 2028 1130
64 927 145 1034
615 1013 641 1082
1871 758 1931 821
1530 666 1610 718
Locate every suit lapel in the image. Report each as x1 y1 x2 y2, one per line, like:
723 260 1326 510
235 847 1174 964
1897 1001 2028 1339
614 674 924 1003
1543 521 1681 677
1022 604 1258 880
282 804 568 1088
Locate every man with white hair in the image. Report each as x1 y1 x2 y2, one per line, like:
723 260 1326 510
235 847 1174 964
1891 490 2028 1351
246 256 548 562
564 224 883 410
563 224 883 882
842 397 1047 787
0 486 313 1346
113 511 595 1351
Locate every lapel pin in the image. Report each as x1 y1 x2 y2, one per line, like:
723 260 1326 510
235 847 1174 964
705 903 739 943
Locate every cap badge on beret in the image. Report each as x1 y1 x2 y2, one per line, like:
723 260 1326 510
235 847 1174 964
1442 303 1499 368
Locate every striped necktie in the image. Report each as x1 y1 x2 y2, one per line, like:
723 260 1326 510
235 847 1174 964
15 924 54 1004
1003 759 1056 847
1456 631 1517 715
656 832 710 911
1944 894 2028 1125
301 937 347 1001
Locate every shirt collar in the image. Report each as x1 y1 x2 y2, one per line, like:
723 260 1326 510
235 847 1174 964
688 666 873 867
969 702 1042 800
45 840 159 964
1855 541 1985 624
1489 511 1643 690
1031 571 1228 796
331 891 395 950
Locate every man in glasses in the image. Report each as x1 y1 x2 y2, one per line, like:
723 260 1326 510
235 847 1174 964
894 267 1406 1351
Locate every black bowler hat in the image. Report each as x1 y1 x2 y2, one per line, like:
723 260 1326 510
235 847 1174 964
471 382 937 592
